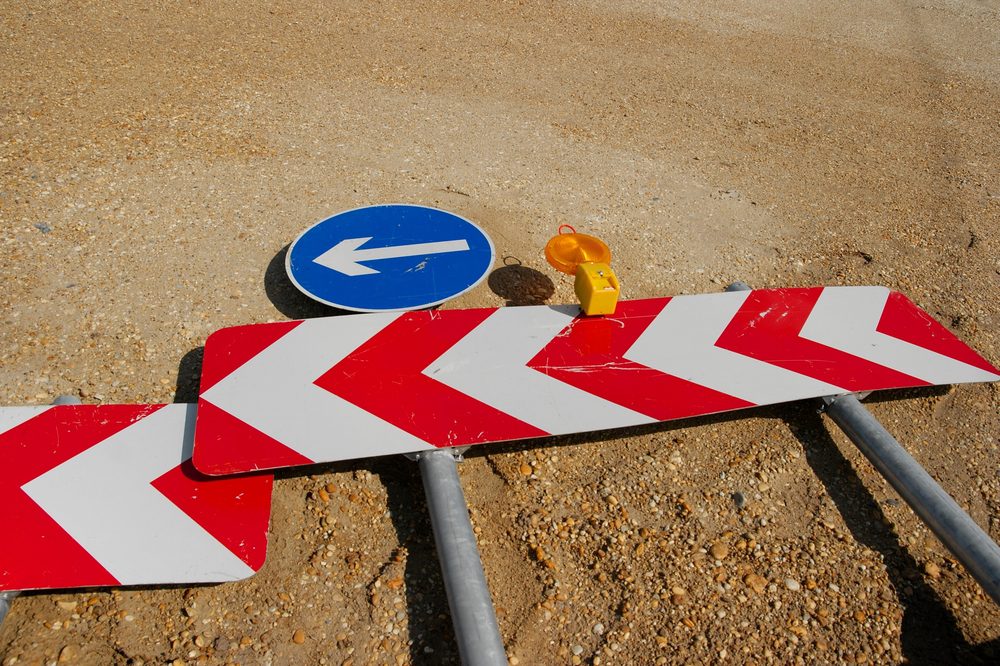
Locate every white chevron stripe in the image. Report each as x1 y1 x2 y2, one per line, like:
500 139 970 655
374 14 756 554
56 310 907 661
0 407 49 436
201 315 434 460
21 405 253 584
425 306 656 434
800 287 1000 385
625 291 846 404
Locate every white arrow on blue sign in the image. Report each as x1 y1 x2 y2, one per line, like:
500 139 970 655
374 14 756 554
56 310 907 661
285 204 495 312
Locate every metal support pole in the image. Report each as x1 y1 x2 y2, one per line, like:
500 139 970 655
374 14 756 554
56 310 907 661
0 592 16 627
417 449 507 666
0 394 81 628
823 393 1000 604
725 281 1000 605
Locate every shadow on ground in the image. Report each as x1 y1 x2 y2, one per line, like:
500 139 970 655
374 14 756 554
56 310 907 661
783 401 999 665
487 258 555 306
264 244 354 320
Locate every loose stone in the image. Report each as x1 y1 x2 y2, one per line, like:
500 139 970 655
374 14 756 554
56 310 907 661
710 542 729 560
744 573 767 594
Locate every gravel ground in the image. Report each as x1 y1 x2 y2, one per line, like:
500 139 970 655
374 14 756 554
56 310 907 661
2 0 999 664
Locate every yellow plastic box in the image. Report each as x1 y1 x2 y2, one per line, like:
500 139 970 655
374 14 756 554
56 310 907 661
574 262 620 316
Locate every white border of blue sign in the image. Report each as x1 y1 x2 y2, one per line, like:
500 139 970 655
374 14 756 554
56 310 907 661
284 204 496 313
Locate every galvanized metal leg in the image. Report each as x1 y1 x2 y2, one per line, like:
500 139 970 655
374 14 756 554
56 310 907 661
0 394 81 628
725 282 1000 605
417 449 507 666
823 393 1000 603
0 592 16 626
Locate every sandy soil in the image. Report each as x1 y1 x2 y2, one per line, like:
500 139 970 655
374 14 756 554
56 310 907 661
2 0 999 664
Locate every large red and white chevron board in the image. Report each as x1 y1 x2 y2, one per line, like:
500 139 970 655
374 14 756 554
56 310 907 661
0 404 273 592
193 286 999 475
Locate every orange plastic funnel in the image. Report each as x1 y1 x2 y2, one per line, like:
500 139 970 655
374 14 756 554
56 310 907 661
544 225 611 275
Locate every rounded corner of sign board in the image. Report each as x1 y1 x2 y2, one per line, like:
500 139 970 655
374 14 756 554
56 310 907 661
242 540 271 577
202 324 233 348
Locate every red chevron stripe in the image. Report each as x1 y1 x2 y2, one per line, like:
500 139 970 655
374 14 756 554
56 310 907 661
314 309 548 447
200 320 303 392
527 298 754 419
151 460 273 570
0 405 163 590
192 399 312 475
2 405 275 591
716 288 929 391
877 291 1000 374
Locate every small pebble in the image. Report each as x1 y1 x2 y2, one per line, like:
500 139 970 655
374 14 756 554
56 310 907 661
292 629 306 644
744 573 767 594
709 542 729 560
924 562 941 579
785 578 801 591
593 622 605 635
732 492 747 509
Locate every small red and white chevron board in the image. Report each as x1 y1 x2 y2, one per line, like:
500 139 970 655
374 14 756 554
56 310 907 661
193 286 999 475
0 404 273 592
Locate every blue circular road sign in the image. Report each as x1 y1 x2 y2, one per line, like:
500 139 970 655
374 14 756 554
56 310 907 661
286 204 495 312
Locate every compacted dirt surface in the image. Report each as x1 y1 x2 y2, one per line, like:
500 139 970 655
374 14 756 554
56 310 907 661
2 1 999 664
